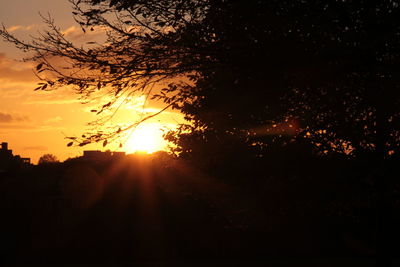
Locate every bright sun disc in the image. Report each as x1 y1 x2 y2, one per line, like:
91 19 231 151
125 123 166 154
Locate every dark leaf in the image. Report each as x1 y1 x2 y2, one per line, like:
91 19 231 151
102 102 111 108
109 0 118 7
79 141 90 146
110 67 117 74
67 142 73 147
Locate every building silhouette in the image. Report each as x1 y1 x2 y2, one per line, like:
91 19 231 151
0 142 31 172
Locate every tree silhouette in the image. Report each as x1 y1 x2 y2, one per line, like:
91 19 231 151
1 0 213 147
38 154 59 165
165 1 400 161
1 0 399 160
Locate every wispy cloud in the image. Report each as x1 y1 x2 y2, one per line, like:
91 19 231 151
0 53 36 83
0 112 29 123
0 123 65 132
0 112 12 123
23 145 48 151
61 25 106 43
0 124 36 130
24 99 79 105
6 24 37 32
44 116 62 124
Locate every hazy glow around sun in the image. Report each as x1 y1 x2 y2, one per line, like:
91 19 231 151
124 123 167 154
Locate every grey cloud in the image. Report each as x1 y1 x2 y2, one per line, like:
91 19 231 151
0 112 13 122
0 112 29 123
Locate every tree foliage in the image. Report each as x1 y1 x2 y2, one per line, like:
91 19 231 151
1 0 400 159
1 0 212 146
38 154 59 165
166 0 400 160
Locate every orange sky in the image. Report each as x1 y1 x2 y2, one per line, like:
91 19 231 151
0 0 184 163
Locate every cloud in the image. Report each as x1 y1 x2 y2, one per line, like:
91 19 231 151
24 99 79 105
0 112 12 123
6 24 37 33
61 26 81 36
0 124 36 130
0 53 36 83
0 123 64 132
23 145 48 151
61 25 106 43
21 83 80 105
0 112 29 123
44 116 63 124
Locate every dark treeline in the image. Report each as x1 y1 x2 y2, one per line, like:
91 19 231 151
0 150 393 264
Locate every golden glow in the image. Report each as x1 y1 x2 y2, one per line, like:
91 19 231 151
0 2 186 164
124 123 166 154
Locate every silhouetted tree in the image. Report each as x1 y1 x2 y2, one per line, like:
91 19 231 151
38 154 59 165
165 1 400 161
2 1 399 162
1 0 212 147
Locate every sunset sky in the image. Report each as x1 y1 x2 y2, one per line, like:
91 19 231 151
0 0 183 163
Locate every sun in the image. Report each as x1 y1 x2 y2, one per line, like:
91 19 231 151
124 123 167 154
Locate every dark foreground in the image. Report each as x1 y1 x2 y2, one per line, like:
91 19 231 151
0 153 396 265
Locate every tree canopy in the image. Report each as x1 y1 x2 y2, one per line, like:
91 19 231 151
166 0 400 160
38 154 59 165
1 0 399 159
